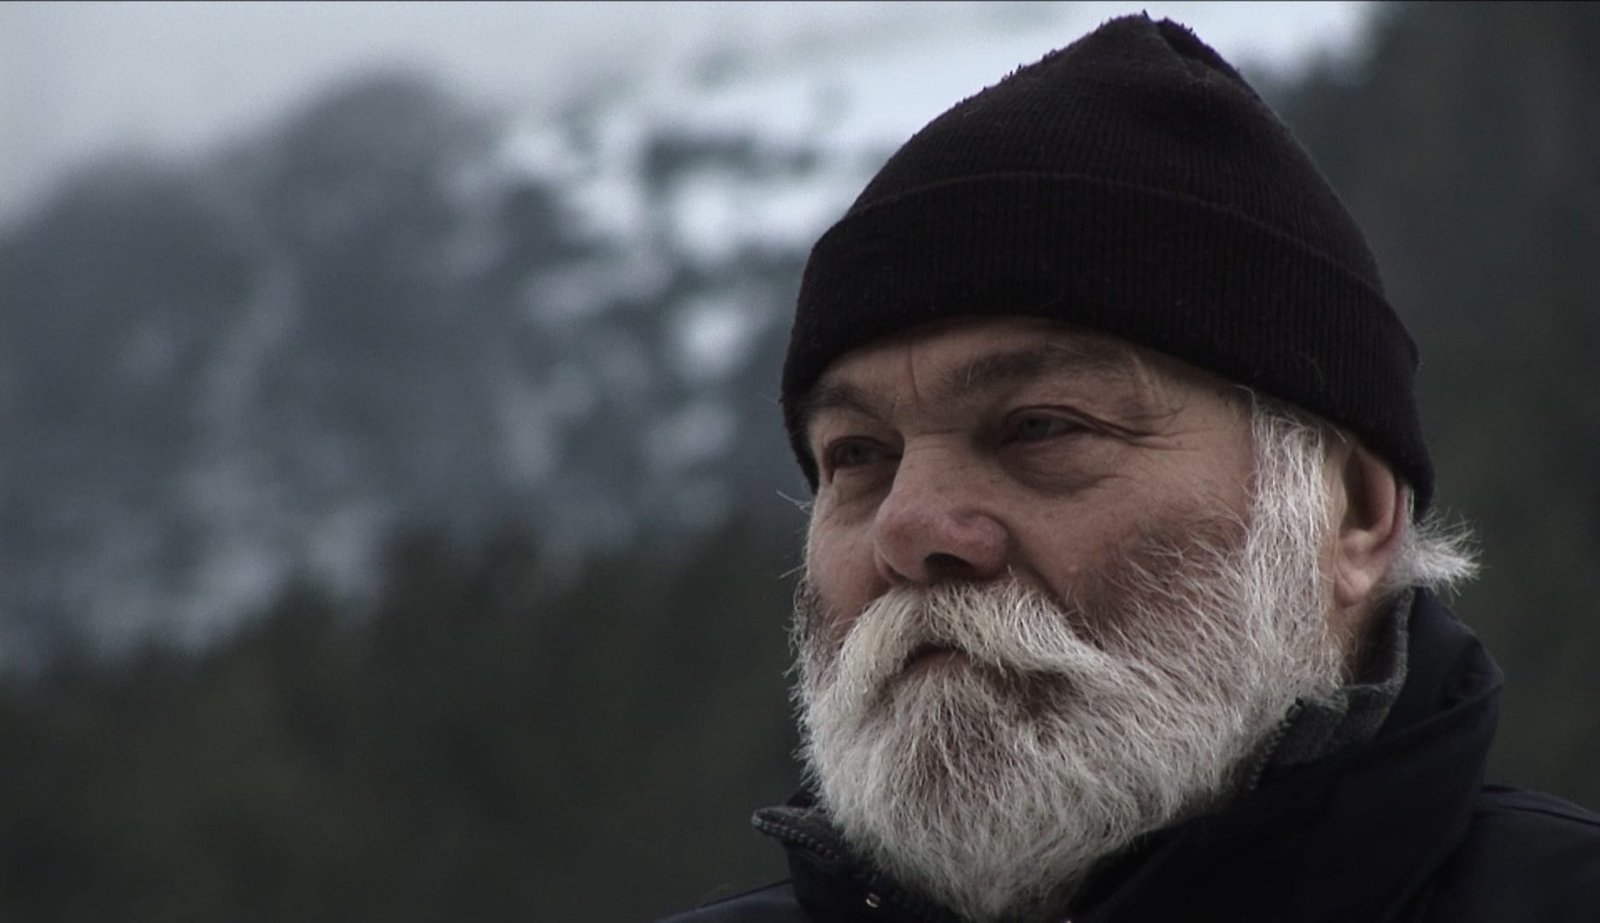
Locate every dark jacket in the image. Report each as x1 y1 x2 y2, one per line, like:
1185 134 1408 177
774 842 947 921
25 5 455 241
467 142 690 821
660 591 1600 921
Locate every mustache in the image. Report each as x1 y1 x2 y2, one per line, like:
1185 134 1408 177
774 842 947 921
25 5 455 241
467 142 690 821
793 510 1253 684
801 577 1127 700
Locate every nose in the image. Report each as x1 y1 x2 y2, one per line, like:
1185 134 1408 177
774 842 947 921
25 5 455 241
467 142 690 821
872 445 1009 585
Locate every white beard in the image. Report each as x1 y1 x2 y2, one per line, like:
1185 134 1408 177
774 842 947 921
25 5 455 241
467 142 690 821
793 430 1347 922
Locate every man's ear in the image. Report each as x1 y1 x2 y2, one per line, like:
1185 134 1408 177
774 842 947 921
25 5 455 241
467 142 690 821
1331 441 1407 610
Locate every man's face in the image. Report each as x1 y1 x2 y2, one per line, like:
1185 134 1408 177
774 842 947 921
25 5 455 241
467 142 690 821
800 315 1257 637
793 316 1347 922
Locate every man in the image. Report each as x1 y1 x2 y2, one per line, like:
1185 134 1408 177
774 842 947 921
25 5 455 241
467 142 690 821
663 14 1600 922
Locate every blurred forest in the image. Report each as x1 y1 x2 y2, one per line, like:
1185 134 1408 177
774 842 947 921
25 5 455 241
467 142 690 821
0 3 1596 920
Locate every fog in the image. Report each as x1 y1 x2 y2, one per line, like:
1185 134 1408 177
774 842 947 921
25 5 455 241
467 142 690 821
0 1 1374 226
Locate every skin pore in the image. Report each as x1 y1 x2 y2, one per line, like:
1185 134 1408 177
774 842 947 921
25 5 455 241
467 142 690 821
799 315 1406 673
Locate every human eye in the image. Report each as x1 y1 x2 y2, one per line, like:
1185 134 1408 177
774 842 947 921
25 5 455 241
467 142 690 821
823 438 895 473
1003 410 1087 444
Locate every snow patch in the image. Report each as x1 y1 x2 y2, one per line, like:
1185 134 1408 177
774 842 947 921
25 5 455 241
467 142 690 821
673 293 763 384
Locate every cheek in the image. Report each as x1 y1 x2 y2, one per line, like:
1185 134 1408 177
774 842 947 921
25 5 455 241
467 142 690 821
804 517 878 640
1014 506 1117 594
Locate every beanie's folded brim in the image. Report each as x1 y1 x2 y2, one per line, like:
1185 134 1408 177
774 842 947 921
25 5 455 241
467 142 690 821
783 172 1433 511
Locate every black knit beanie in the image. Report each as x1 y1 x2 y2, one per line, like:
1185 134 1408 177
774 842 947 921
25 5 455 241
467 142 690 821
781 14 1434 513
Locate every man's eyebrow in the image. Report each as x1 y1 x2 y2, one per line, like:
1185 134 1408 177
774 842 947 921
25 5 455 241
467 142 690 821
797 339 1138 438
940 341 1134 402
796 381 890 437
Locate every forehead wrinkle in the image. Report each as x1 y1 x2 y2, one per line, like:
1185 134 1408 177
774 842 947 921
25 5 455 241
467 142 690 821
936 341 1148 411
798 380 893 435
799 331 1171 437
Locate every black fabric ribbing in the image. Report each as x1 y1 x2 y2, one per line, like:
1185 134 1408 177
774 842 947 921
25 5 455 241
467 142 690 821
780 14 1433 511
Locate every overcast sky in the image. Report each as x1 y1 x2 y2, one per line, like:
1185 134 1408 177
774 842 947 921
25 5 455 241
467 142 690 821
0 1 1376 225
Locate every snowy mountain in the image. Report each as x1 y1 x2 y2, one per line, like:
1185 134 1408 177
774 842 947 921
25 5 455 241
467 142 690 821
0 5 1375 669
0 48 868 667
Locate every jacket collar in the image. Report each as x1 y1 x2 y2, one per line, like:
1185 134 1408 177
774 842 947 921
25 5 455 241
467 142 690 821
1069 589 1501 921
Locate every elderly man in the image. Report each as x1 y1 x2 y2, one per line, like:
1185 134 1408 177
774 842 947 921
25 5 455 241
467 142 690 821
663 15 1600 923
